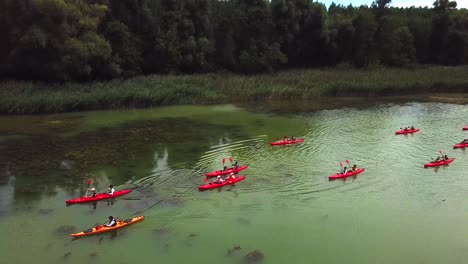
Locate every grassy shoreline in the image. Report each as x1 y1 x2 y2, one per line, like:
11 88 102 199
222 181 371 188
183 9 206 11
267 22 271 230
1 66 468 114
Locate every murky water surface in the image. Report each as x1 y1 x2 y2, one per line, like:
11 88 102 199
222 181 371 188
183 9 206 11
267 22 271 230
1 100 467 264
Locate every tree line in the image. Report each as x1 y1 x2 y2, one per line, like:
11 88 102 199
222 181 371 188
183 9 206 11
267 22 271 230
0 0 467 81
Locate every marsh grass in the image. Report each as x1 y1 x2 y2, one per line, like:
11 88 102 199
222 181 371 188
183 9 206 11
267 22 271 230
1 66 467 114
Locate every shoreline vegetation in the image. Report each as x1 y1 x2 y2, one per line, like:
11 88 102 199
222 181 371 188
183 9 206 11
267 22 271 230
1 66 468 114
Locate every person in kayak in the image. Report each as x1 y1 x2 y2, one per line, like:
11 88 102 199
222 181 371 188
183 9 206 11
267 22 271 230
214 176 224 184
410 126 415 130
108 185 115 195
432 156 441 162
443 154 449 160
222 165 228 172
461 139 468 144
290 136 296 141
228 172 236 181
87 187 97 197
351 164 358 172
104 216 117 227
341 167 348 175
233 161 240 169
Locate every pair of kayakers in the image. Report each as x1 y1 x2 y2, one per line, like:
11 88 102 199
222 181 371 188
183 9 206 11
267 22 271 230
283 136 296 141
213 173 236 184
432 155 449 162
86 185 115 197
401 126 415 131
222 160 240 171
340 164 358 175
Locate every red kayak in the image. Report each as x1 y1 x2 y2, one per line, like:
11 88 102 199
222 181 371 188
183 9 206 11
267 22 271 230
454 142 468 149
424 158 455 167
328 168 365 180
198 176 246 191
270 139 304 146
66 189 132 204
205 165 248 177
463 126 468 131
395 128 420 135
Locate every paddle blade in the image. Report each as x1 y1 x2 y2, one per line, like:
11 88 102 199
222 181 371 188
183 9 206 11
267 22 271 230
87 179 92 186
222 158 226 164
340 162 343 167
439 150 443 154
346 160 350 164
229 157 233 163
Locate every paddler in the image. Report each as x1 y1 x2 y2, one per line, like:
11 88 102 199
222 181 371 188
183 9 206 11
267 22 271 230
341 166 348 175
228 172 236 181
214 175 224 184
87 187 97 197
351 164 357 172
104 216 117 227
233 161 240 169
107 185 115 195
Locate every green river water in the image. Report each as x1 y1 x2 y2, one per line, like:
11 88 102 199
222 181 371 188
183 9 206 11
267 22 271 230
0 100 467 264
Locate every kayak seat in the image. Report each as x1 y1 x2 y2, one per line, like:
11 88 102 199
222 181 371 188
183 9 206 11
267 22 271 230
124 218 132 223
84 228 93 233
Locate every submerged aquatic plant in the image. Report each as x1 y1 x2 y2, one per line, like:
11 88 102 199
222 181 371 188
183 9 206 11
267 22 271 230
244 250 264 263
226 245 242 256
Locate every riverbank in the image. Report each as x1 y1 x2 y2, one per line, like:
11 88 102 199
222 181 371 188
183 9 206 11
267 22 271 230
1 66 468 114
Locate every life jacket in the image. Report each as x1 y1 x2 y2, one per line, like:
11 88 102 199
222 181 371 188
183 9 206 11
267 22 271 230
106 218 117 226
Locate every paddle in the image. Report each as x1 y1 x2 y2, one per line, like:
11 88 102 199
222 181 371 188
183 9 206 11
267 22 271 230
229 157 233 167
339 162 343 174
346 159 351 172
85 178 92 197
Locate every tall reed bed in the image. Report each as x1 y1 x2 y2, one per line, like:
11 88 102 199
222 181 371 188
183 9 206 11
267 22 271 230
1 66 467 114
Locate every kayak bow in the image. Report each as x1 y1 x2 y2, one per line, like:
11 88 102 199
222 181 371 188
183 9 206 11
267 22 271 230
454 142 468 149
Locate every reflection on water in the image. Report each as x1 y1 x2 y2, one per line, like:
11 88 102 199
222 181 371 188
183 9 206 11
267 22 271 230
0 102 467 264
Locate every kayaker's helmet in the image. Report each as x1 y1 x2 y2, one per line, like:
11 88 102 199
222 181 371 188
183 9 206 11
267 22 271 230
108 216 114 220
89 188 95 191
109 185 114 188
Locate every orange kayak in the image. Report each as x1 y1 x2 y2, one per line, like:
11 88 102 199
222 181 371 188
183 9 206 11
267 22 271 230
70 216 144 237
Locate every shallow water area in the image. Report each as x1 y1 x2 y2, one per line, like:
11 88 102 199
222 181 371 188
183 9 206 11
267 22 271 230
1 99 467 264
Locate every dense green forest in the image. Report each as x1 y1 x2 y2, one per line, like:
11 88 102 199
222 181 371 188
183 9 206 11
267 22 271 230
0 0 467 82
